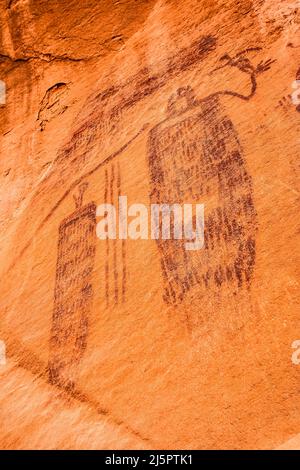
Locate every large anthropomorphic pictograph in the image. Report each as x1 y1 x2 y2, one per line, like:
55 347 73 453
147 50 274 307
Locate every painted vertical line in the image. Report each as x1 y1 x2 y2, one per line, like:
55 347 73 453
104 168 109 307
110 163 118 304
117 161 126 303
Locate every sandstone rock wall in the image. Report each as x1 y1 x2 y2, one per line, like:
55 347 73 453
0 0 299 449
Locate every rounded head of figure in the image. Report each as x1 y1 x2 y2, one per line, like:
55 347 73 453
166 86 197 117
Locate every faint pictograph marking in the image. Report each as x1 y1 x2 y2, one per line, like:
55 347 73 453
110 164 119 303
118 161 127 303
277 95 292 111
104 168 110 307
48 183 96 391
37 82 69 131
255 0 299 36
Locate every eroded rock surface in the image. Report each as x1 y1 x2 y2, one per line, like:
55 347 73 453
0 0 299 449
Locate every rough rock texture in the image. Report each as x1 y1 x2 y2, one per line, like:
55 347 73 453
0 0 299 450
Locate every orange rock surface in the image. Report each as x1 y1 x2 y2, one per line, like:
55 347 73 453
0 0 299 449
